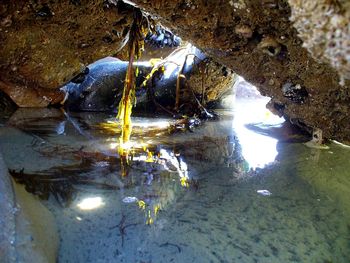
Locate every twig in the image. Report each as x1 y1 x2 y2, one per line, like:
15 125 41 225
184 79 214 118
199 62 208 104
175 53 203 111
159 242 182 253
110 214 138 247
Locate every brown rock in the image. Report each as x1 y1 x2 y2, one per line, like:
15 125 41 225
0 0 130 105
0 0 350 142
131 0 350 142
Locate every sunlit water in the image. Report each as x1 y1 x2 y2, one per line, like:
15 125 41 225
0 106 349 263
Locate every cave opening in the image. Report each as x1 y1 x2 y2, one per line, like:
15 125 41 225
230 76 285 170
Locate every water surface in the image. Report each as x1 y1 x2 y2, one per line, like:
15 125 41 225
0 107 349 263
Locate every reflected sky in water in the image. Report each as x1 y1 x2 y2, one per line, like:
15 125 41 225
233 78 284 169
77 197 105 211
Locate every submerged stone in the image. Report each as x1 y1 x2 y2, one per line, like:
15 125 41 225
257 189 272 196
122 196 139 203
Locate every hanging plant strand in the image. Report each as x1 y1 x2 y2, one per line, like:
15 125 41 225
117 9 148 175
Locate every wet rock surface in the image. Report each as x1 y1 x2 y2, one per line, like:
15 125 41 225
0 0 132 105
0 90 17 120
0 152 16 263
130 0 350 142
288 0 350 84
62 57 131 112
0 0 350 141
0 150 59 263
145 26 181 48
62 53 235 113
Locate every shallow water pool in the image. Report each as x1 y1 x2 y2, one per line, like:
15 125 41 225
0 107 349 263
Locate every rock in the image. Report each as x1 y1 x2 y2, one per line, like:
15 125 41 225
0 79 64 108
61 57 148 112
130 0 350 142
289 0 350 84
13 182 59 263
0 151 59 263
0 90 17 120
61 55 181 112
0 0 132 99
0 151 16 263
281 82 308 104
1 0 350 141
145 26 182 48
245 121 311 143
62 49 234 113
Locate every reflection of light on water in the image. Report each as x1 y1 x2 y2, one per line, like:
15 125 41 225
159 149 190 187
237 129 279 169
132 155 147 162
109 141 148 150
109 142 118 149
103 119 171 137
132 120 170 129
332 140 350 148
106 119 170 129
103 116 190 187
121 148 191 225
77 197 104 210
233 78 284 170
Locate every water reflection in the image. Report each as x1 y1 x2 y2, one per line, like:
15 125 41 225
1 108 350 263
233 78 285 169
77 197 105 211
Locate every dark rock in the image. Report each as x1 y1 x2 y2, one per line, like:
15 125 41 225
146 26 181 48
70 0 81 6
62 57 130 112
102 35 114 43
245 122 311 143
282 82 308 104
62 52 209 113
36 4 53 18
0 90 17 121
71 67 90 84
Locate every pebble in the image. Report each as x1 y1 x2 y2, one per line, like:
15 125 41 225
122 196 138 203
257 190 272 196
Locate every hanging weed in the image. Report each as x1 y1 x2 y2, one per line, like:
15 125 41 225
117 8 149 175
